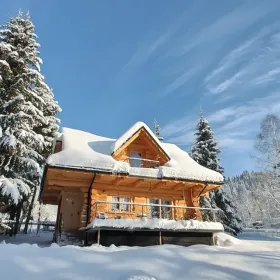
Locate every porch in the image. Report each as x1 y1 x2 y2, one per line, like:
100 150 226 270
85 200 223 247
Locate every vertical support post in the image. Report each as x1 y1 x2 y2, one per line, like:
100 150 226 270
84 231 88 246
142 205 144 217
213 211 217 222
95 203 97 219
159 231 162 245
159 200 162 218
171 201 175 220
97 229 100 245
211 233 216 246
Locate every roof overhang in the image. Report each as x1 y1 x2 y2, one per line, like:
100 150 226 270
39 163 223 204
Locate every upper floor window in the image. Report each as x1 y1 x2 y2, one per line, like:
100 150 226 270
129 152 142 167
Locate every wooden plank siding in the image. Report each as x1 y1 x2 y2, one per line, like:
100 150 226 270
112 128 169 166
40 167 221 230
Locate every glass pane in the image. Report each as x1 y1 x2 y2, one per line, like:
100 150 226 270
120 197 129 211
112 197 119 211
130 152 142 167
150 199 160 218
161 200 171 219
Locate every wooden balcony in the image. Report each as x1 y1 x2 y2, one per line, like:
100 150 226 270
85 200 222 246
90 200 219 223
127 157 160 168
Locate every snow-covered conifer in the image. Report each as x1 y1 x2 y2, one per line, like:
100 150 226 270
153 119 164 141
191 110 223 173
0 12 61 228
190 110 242 234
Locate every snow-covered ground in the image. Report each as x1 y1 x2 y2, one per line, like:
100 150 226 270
0 231 53 247
0 231 280 279
239 229 280 241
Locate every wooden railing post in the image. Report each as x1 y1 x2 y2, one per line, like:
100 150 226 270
213 210 217 222
96 202 98 219
97 229 100 245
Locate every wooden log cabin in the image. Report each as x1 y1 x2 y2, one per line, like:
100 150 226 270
40 122 224 246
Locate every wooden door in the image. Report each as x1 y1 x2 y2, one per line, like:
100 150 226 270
61 192 83 230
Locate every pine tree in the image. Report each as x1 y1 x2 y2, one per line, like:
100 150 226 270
153 119 164 141
190 110 242 235
191 110 223 173
0 12 61 233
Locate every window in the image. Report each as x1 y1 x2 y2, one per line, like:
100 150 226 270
129 152 142 167
150 199 160 218
161 200 172 219
112 197 130 211
149 199 172 219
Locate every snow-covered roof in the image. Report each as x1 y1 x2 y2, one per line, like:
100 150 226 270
47 123 224 184
112 122 170 160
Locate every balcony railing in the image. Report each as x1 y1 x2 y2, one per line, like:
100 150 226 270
91 200 220 222
127 157 160 168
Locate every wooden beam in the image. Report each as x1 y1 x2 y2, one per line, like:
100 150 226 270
92 186 181 198
197 184 208 198
133 179 144 188
48 179 90 188
113 177 125 187
172 183 185 190
154 181 166 189
48 186 63 191
94 174 103 181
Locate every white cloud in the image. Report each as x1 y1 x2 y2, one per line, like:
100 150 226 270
159 2 279 98
161 65 202 97
181 1 277 55
205 22 280 97
162 92 280 151
122 33 170 73
253 67 280 85
204 39 256 84
121 8 193 74
161 115 196 139
208 71 244 95
218 138 254 150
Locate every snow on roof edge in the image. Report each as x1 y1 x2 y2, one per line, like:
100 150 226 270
46 125 224 184
46 163 223 184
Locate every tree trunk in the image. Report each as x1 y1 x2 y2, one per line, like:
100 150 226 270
23 188 36 234
9 205 16 236
13 203 22 235
36 202 42 234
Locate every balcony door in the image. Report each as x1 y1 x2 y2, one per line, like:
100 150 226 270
130 152 142 167
149 199 172 219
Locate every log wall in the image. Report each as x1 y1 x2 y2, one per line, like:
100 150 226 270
89 182 199 223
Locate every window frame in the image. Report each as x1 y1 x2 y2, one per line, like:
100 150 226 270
129 151 142 167
111 196 131 212
149 198 172 219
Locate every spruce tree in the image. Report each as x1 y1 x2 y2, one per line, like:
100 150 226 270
191 110 223 173
190 110 242 235
153 119 164 141
0 12 61 232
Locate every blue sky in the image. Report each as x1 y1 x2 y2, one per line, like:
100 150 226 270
1 0 280 176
